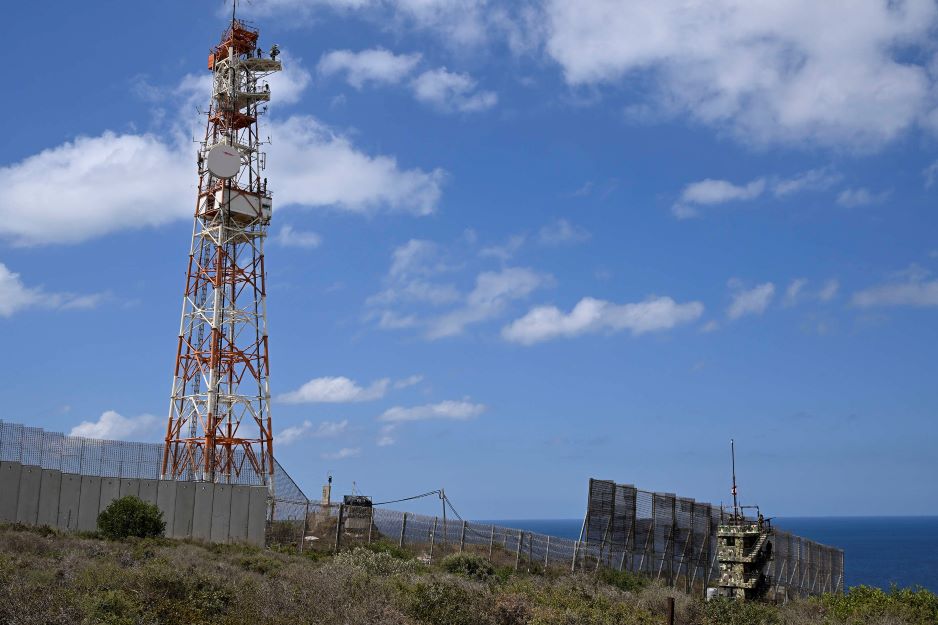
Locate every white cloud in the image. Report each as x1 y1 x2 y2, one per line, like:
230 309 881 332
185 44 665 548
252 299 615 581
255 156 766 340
0 263 104 317
394 374 424 389
537 219 591 245
773 168 841 197
852 267 938 308
318 48 422 88
377 424 397 446
279 376 390 403
544 0 938 149
322 447 360 460
379 399 486 422
269 115 445 215
275 224 322 248
502 295 704 345
727 282 775 320
784 278 808 306
924 161 938 189
479 234 526 261
369 239 461 307
411 68 497 113
0 132 192 246
426 267 552 338
818 279 839 302
279 419 350 445
69 410 158 441
836 187 888 207
673 178 765 218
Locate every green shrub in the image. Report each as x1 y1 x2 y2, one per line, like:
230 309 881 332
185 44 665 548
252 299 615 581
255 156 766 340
334 546 422 576
364 539 413 560
820 585 938 625
702 597 779 625
442 552 496 581
97 496 165 540
597 566 648 593
395 578 494 625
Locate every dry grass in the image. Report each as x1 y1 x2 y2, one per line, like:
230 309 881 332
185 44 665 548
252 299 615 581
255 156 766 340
0 523 933 625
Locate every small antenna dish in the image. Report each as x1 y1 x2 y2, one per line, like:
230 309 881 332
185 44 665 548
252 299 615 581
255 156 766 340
206 144 241 179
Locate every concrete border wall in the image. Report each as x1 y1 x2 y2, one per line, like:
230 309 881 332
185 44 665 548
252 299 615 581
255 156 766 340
0 461 266 546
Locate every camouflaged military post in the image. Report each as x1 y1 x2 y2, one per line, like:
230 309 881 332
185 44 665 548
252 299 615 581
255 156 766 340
711 440 773 601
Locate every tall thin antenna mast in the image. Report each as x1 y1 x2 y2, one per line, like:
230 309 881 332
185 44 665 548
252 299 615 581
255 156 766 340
730 438 739 520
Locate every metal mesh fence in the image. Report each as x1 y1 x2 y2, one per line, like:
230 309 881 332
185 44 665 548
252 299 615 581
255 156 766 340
583 479 844 598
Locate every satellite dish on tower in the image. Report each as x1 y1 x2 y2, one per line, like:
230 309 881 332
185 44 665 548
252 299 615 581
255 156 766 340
206 144 241 179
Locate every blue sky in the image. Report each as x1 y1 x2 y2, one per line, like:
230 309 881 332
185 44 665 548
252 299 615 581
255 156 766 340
2 0 937 518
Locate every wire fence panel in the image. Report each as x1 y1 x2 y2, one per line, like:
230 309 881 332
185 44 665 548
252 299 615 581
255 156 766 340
583 478 844 598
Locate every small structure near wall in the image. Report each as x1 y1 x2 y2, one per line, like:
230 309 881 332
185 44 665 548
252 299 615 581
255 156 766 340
342 495 373 539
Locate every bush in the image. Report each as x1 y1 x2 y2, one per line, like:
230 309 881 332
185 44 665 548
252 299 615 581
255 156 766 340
334 547 422 576
442 552 496 581
97 496 165 540
395 578 494 625
703 597 780 625
597 566 648 593
819 585 938 625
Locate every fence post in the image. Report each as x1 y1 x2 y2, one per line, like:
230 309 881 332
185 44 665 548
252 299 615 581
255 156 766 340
669 495 677 588
399 512 408 548
460 520 467 552
545 535 551 567
367 506 375 544
429 517 437 564
528 533 533 570
298 500 309 553
515 531 524 571
489 525 495 559
667 597 675 625
572 540 579 572
334 504 345 553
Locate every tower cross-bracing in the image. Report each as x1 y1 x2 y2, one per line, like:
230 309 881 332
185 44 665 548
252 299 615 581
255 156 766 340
162 17 281 485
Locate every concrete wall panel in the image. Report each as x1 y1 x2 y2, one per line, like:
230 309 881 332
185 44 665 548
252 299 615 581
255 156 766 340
77 476 102 532
192 483 214 541
247 486 267 546
119 479 140 499
99 477 120 514
229 485 250 542
37 469 62 527
156 480 177 536
15 465 42 525
210 484 232 543
172 482 195 539
139 479 158 506
57 473 81 531
0 462 23 523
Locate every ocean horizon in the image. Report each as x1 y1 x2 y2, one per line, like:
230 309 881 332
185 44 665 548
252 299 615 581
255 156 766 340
480 516 938 592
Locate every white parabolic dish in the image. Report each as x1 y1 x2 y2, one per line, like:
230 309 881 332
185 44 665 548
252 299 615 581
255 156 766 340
206 144 241 179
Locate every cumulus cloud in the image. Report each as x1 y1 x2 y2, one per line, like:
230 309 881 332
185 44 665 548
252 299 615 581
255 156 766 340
411 68 497 113
394 374 424 389
0 263 104 316
773 168 842 197
727 282 775 320
378 399 486 422
672 178 765 218
279 376 390 403
835 187 889 207
924 161 938 188
69 410 158 441
278 419 349 445
537 219 590 246
544 0 938 149
318 48 422 88
269 115 445 215
275 224 322 248
502 295 703 345
426 267 552 338
369 239 462 307
322 447 360 460
852 266 938 308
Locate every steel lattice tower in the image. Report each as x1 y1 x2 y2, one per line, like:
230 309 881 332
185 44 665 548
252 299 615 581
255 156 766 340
162 16 281 485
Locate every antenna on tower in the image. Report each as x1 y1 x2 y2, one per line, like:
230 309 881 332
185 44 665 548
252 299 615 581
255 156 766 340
730 438 739 521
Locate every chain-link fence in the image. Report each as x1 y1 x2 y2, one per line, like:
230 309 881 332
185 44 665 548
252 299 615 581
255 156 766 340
582 479 844 598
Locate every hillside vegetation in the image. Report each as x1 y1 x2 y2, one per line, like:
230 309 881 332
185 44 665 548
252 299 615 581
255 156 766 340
0 524 935 625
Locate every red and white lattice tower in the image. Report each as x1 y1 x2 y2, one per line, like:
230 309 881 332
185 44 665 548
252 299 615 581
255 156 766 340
162 16 281 485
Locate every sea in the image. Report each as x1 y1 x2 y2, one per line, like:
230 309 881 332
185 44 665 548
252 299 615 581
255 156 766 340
483 517 938 592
